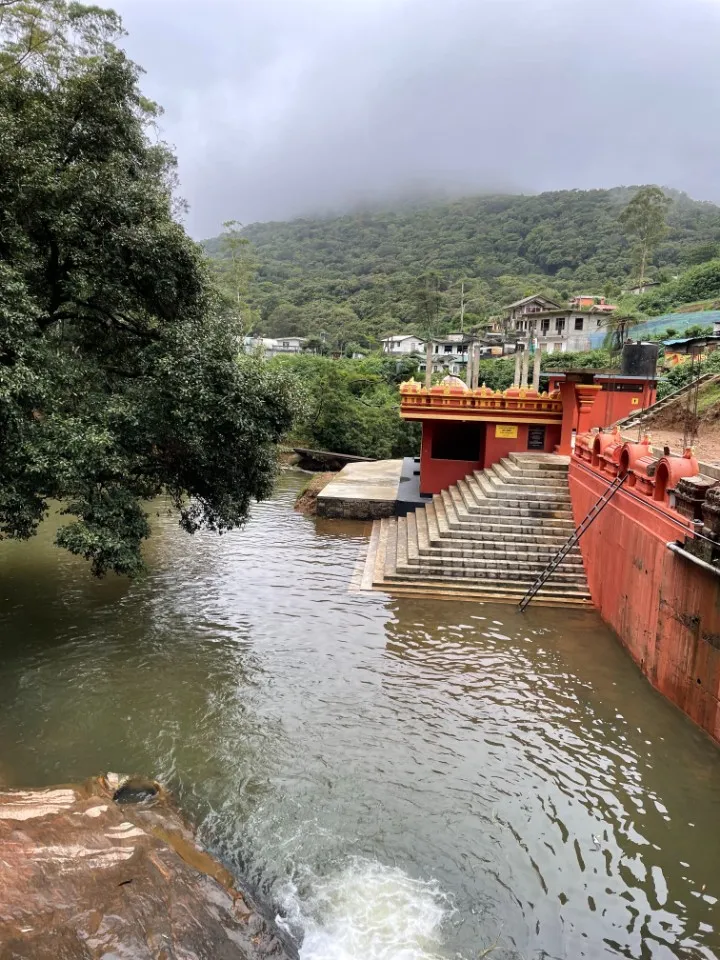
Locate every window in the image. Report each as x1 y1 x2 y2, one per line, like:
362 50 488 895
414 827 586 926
444 345 453 354
574 318 584 331
435 344 440 353
541 319 550 334
457 345 464 354
555 318 566 332
282 341 290 347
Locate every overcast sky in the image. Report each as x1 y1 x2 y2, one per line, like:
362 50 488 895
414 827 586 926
113 0 720 238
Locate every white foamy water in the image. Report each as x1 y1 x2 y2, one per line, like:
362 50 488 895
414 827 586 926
279 859 452 960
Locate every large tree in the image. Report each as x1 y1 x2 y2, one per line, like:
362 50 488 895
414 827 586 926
0 2 300 575
619 185 671 288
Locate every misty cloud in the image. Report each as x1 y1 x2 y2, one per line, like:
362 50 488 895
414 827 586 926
113 0 720 237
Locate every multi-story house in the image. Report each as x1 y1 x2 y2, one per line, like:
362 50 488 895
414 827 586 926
501 294 617 353
418 334 478 376
501 295 563 333
522 309 606 353
380 335 426 355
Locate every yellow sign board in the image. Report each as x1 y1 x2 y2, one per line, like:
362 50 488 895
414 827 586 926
495 424 518 439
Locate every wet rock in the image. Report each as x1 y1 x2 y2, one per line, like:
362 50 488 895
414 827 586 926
111 776 160 805
0 776 298 960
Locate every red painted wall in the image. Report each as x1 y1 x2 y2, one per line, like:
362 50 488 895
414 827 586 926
569 459 720 742
419 419 562 494
419 421 483 495
548 377 656 429
591 383 656 429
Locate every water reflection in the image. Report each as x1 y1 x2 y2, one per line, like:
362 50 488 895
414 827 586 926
0 472 719 959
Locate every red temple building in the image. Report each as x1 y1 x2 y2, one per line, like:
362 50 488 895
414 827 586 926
399 378 601 495
401 340 659 496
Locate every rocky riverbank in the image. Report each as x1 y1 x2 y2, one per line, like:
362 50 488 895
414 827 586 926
294 472 334 515
0 774 297 960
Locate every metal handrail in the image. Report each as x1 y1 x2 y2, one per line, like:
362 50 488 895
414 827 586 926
518 473 627 612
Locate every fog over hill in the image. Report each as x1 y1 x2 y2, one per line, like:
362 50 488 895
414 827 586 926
113 0 720 237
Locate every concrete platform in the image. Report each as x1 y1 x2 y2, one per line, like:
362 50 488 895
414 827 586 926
316 459 403 520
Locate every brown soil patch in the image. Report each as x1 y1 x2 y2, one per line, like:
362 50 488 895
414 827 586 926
277 448 301 467
632 384 720 463
638 424 720 463
294 472 334 515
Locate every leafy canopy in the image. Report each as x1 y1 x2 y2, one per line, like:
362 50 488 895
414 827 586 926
618 185 671 285
273 354 421 460
204 187 720 349
0 1 300 575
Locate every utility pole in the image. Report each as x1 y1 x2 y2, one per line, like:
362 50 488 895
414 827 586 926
460 282 465 334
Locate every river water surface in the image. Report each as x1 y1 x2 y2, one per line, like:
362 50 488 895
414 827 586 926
1 472 720 960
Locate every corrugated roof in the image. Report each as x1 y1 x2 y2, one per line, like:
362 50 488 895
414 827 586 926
664 335 720 348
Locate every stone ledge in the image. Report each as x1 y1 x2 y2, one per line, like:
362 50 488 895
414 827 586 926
0 775 296 960
316 459 403 520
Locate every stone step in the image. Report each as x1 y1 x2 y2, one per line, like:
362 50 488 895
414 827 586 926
368 581 592 606
399 553 588 584
457 479 573 519
458 473 571 510
366 452 589 609
434 517 576 549
423 504 582 565
384 568 591 597
469 472 571 504
499 456 569 477
383 516 400 582
442 489 575 532
406 510 419 564
493 460 569 488
404 555 587 584
508 452 571 472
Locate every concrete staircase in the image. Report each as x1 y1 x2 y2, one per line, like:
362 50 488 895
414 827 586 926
361 452 591 606
616 372 720 432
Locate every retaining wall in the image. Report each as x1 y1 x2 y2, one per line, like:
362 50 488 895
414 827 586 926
569 459 720 742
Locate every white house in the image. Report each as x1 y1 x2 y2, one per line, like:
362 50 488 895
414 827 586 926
500 295 563 333
516 309 605 353
380 335 426 355
417 334 479 376
243 336 306 356
501 293 618 353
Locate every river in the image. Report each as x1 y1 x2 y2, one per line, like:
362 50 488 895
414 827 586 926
1 471 719 960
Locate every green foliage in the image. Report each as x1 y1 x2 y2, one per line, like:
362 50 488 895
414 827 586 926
541 349 613 371
618 186 671 285
681 242 719 268
0 1 124 79
656 349 720 400
272 354 421 460
0 1 300 575
636 260 720 315
204 188 720 348
211 219 259 331
597 312 644 351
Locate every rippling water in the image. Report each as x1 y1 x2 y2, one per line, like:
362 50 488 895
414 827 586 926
1 471 720 960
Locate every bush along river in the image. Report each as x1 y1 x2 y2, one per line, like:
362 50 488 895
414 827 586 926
1 470 720 960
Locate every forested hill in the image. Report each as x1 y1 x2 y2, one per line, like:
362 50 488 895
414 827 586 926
205 188 720 348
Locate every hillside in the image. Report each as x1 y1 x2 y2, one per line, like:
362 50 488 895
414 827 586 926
205 188 720 348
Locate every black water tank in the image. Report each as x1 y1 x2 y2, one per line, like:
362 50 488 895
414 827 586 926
621 342 659 378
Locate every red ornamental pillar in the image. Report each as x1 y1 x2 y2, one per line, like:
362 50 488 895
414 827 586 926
557 381 578 455
575 384 602 435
